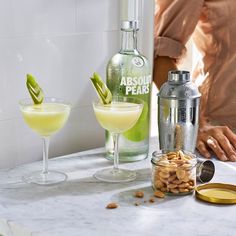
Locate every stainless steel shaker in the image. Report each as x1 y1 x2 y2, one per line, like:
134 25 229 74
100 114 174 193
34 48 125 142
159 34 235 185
196 159 215 183
157 70 201 152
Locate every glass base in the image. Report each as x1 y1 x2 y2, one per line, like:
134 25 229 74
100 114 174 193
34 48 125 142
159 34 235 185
22 170 68 186
94 168 136 183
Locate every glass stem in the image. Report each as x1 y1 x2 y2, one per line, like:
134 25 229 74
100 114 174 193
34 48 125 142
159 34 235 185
42 137 50 175
112 133 120 171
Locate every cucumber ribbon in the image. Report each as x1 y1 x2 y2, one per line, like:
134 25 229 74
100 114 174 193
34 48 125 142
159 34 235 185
26 74 44 104
90 73 112 104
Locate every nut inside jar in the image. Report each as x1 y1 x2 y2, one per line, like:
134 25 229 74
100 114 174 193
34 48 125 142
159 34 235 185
151 150 197 195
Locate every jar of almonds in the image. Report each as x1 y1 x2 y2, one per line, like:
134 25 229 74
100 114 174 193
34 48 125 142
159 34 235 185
151 150 197 195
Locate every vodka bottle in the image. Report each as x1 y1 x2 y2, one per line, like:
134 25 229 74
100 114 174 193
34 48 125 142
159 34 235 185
106 20 151 162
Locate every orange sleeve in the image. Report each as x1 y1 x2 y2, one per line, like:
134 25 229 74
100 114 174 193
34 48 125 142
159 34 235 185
154 0 204 60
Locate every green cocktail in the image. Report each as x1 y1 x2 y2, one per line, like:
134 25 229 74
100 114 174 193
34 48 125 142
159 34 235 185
19 97 71 185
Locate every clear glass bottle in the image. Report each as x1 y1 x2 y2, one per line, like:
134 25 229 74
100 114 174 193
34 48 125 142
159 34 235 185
106 20 151 162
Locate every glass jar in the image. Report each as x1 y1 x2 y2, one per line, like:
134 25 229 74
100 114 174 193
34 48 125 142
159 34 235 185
151 150 197 195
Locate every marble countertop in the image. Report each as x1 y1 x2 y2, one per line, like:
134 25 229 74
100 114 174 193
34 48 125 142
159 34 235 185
0 138 236 236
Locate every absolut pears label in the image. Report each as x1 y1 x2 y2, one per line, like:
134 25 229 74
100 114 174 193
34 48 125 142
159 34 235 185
120 75 152 95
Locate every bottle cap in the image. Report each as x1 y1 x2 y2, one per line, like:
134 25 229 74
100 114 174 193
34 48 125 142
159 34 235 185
121 20 139 31
195 183 236 204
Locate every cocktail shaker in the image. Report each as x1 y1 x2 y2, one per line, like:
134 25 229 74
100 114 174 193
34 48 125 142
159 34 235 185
157 70 201 152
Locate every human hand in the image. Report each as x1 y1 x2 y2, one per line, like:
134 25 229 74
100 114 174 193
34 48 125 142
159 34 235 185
196 124 236 162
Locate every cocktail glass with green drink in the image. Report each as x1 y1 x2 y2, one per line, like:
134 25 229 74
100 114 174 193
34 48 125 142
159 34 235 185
93 96 143 182
19 75 71 185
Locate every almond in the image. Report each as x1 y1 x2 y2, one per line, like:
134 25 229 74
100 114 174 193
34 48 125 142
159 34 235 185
106 202 118 209
176 169 186 180
154 190 165 198
134 191 144 198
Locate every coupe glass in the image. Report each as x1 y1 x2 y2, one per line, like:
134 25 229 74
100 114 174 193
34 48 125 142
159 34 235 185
93 96 143 182
19 97 71 185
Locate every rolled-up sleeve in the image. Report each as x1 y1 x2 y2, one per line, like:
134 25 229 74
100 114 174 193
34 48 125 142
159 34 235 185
154 0 204 60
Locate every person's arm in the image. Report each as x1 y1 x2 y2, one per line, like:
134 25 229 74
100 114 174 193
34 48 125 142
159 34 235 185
153 56 177 88
153 0 236 162
153 0 204 89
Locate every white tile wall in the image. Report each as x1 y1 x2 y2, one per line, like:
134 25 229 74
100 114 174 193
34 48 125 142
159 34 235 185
0 0 77 36
0 0 154 168
76 0 120 32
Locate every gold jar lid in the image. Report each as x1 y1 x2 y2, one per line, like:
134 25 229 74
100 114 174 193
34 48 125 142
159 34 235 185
195 183 236 204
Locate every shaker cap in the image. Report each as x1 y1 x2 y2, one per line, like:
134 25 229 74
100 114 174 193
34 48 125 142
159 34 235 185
196 159 215 183
121 20 139 31
195 183 236 204
168 70 190 84
158 70 201 99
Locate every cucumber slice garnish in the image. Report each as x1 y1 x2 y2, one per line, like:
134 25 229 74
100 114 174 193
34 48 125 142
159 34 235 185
26 74 44 104
90 73 112 104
